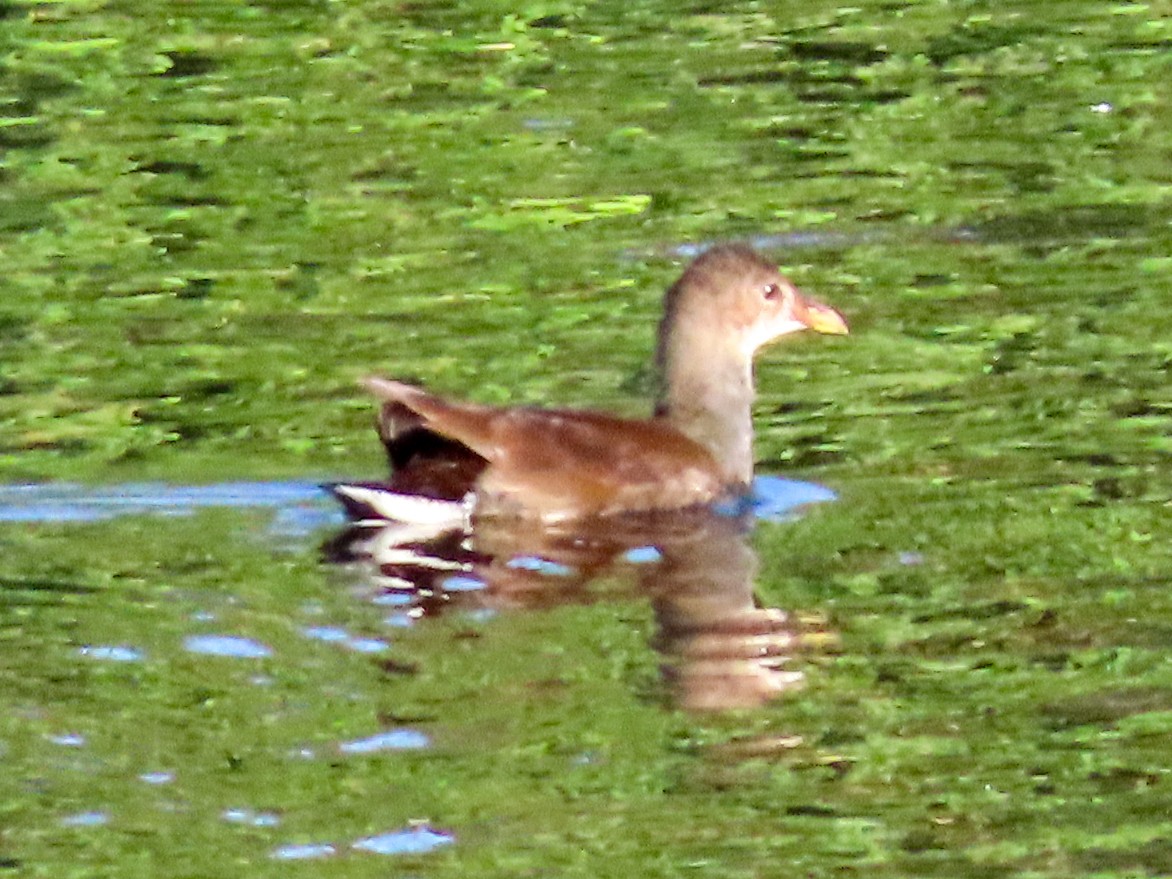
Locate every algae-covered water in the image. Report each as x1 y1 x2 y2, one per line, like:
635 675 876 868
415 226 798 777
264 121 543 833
2 1 1170 876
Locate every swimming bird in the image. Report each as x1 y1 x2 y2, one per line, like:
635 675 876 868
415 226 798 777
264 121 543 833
333 244 847 524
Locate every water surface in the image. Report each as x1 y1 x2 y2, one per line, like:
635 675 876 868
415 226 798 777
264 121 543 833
1 1 1169 877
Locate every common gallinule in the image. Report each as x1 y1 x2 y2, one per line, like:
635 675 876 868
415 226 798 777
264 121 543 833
336 244 847 523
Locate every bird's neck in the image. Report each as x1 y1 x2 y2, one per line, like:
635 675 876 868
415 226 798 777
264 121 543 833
655 330 757 486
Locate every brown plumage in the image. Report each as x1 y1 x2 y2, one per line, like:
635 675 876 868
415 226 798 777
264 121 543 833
353 244 848 522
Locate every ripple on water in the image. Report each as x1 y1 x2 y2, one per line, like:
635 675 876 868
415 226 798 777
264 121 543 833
623 545 663 564
439 574 487 592
183 634 273 658
78 645 143 662
271 842 337 861
338 729 430 754
352 826 454 856
0 482 338 532
302 625 390 654
504 555 575 576
749 476 837 521
47 732 86 747
372 591 415 606
222 807 281 827
61 811 108 827
271 826 453 861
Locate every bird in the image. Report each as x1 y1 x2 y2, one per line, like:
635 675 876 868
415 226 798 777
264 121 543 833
332 244 848 525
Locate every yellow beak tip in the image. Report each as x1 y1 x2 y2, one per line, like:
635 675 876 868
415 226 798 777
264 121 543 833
807 308 850 336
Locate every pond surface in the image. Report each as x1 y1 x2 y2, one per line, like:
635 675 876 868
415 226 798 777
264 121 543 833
2 1 1170 876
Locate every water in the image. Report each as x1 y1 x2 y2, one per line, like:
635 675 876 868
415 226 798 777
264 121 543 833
1 1 1169 877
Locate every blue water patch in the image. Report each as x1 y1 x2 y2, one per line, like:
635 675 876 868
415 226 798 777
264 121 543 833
750 476 837 522
302 626 348 643
339 729 430 754
184 634 273 659
352 826 454 856
223 807 281 827
623 546 663 564
139 771 174 785
302 626 389 654
0 481 340 534
505 555 575 576
440 574 487 592
61 811 108 827
271 843 337 861
271 503 339 537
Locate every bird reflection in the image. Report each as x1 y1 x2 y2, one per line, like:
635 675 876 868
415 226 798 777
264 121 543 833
324 502 833 713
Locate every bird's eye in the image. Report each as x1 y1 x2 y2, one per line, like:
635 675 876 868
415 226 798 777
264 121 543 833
763 282 783 300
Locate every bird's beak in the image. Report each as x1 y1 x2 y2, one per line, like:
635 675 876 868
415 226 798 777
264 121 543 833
793 291 849 335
